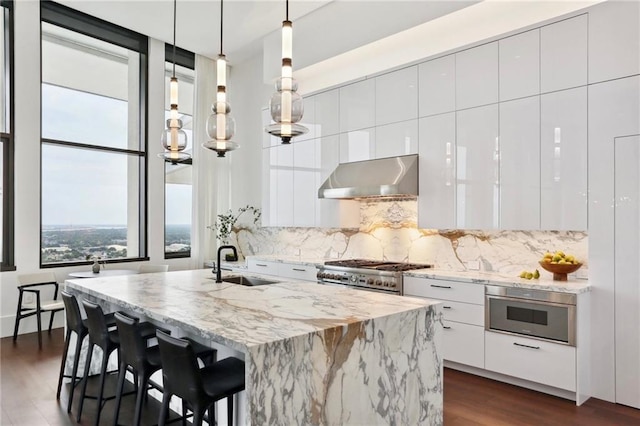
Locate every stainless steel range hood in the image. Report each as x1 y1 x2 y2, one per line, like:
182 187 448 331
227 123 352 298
318 154 418 199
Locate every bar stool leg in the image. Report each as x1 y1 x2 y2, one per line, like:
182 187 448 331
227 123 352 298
77 341 94 422
228 396 234 426
158 391 171 426
56 328 72 400
67 333 85 413
112 359 127 426
94 350 110 426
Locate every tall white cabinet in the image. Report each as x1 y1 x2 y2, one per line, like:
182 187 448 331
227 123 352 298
614 135 640 409
589 75 640 405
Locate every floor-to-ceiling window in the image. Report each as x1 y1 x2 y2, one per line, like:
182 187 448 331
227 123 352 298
1 0 14 271
164 45 194 259
40 2 148 266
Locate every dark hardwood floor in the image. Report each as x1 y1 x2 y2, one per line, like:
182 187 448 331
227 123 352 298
2 328 639 425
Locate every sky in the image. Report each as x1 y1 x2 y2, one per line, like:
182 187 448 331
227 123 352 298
41 84 192 226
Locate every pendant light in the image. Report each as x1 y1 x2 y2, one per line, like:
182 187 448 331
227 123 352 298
265 0 308 144
160 0 190 164
203 0 238 157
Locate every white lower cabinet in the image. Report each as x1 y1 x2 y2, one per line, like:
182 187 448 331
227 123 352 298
404 277 485 369
277 263 318 282
485 331 576 392
404 276 587 403
247 259 318 282
247 259 279 275
442 320 484 368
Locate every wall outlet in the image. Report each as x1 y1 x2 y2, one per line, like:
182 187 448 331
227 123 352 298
466 260 480 271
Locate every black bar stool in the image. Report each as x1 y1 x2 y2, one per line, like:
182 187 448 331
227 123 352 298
156 330 245 426
113 311 217 426
56 291 117 413
76 300 157 426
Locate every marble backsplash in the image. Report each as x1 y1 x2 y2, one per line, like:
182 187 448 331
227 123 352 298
228 200 588 276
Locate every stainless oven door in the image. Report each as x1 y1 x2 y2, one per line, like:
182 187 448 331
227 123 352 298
317 280 398 295
486 295 576 346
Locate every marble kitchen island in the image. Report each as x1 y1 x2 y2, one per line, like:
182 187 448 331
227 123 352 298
65 269 442 425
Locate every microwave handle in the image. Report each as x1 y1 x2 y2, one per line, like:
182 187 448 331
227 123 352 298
513 342 540 350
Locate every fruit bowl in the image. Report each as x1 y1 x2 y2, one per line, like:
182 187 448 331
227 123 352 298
538 261 582 281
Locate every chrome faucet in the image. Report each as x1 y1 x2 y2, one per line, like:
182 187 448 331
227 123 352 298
216 245 237 283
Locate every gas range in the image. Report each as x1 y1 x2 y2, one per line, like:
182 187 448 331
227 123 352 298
316 259 432 295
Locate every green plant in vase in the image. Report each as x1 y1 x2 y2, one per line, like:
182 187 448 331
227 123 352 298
208 205 261 261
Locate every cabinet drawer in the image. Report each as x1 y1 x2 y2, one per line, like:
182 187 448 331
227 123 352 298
440 301 484 326
404 277 484 305
277 264 318 282
442 321 484 368
485 331 576 391
246 259 279 276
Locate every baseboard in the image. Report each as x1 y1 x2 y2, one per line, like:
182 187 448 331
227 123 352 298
0 313 65 339
444 361 586 404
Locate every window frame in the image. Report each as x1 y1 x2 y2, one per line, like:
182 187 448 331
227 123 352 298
163 43 194 260
1 0 15 271
39 1 149 268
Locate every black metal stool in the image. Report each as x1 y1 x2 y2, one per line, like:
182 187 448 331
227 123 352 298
76 300 158 426
113 312 217 426
156 330 244 426
56 291 117 413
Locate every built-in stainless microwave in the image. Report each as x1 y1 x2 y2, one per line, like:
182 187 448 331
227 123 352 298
485 285 576 346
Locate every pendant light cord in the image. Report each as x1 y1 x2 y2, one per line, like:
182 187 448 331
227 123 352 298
220 0 224 56
172 0 177 77
286 0 289 20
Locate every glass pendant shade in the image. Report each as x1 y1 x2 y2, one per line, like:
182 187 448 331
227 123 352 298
203 4 239 158
160 2 190 164
265 5 308 144
206 107 236 141
202 140 239 157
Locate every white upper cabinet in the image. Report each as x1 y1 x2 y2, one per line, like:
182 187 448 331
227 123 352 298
541 87 588 231
261 146 276 226
499 96 541 230
588 1 640 84
418 113 456 229
540 15 587 93
262 108 278 148
499 29 540 101
456 42 499 110
418 54 456 117
316 135 359 228
339 78 375 133
314 89 340 138
374 119 418 159
293 140 317 227
375 66 418 126
274 143 294 227
339 127 375 162
297 95 316 142
456 104 500 229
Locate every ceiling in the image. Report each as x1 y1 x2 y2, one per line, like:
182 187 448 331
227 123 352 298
57 0 479 64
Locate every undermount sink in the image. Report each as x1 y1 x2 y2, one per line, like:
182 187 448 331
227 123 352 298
221 276 278 287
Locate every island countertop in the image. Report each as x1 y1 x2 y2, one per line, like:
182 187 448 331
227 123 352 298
65 269 443 425
65 269 438 351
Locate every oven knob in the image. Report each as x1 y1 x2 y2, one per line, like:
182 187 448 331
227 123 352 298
350 275 358 283
383 281 390 287
317 272 324 279
367 278 374 285
375 280 382 286
389 282 397 288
